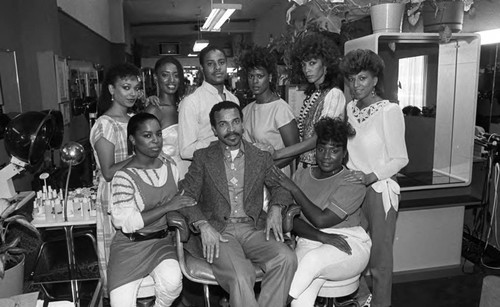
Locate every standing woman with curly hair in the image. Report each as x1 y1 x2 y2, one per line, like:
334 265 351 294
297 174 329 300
240 46 300 176
145 56 190 179
273 32 346 168
340 49 408 307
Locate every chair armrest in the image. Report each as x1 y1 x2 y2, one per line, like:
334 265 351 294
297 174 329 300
282 204 301 233
166 211 190 242
135 225 169 237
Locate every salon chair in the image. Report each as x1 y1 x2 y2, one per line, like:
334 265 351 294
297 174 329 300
317 276 361 307
166 205 301 307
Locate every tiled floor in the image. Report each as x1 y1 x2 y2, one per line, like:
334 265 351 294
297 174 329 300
26 230 494 307
176 265 490 307
392 270 486 307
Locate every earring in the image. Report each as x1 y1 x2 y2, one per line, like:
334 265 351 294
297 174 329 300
111 94 114 102
371 89 376 97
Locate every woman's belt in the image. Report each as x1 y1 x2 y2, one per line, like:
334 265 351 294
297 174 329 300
126 228 169 241
372 178 400 218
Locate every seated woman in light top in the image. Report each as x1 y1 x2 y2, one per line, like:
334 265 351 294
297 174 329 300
271 117 371 307
240 45 300 176
108 113 195 307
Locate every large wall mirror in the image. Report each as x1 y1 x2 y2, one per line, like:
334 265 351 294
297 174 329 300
345 33 481 191
477 43 499 134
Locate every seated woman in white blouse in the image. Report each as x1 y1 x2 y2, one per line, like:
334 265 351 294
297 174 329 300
108 113 195 307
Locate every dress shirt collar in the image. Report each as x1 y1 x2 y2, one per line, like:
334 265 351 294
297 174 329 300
219 141 245 160
201 80 230 97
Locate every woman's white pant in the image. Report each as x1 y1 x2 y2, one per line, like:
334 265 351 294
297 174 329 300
289 226 372 307
109 259 182 307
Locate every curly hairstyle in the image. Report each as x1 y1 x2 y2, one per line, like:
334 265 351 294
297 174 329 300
292 32 342 95
314 116 356 149
154 56 186 102
339 49 386 97
98 62 141 116
240 46 278 92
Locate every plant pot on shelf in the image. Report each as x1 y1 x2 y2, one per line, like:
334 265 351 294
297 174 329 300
370 3 406 33
0 255 25 298
422 1 464 33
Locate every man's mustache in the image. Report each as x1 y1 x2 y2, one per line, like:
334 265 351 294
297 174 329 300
224 132 241 138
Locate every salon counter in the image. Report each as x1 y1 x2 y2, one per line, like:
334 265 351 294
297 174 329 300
392 162 485 280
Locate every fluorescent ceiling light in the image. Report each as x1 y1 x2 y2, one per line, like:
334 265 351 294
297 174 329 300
201 3 242 32
188 53 198 57
193 39 209 52
477 28 500 45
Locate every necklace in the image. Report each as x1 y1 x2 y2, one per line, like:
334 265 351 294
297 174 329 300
312 165 343 179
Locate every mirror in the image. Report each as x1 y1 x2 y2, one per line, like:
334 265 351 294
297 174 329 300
345 33 481 191
477 43 499 134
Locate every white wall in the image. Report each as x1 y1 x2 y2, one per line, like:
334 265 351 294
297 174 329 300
57 0 125 43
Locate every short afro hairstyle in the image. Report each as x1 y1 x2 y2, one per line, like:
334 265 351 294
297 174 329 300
199 45 226 66
240 46 278 92
209 101 243 127
127 112 160 139
314 117 356 149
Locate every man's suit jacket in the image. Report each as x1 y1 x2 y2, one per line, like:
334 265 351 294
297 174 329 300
177 140 293 258
178 139 293 233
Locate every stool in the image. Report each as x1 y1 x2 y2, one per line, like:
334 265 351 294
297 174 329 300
317 275 360 307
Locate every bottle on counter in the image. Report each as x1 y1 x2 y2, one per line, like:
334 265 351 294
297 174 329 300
82 198 90 220
44 199 54 222
66 199 75 218
54 199 63 222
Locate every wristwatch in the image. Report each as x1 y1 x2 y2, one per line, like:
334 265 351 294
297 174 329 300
192 219 208 231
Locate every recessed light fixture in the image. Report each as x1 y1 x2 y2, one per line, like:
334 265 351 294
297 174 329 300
201 2 242 32
193 40 210 52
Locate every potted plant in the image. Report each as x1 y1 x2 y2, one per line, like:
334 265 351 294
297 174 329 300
406 0 476 29
0 198 40 298
369 1 411 33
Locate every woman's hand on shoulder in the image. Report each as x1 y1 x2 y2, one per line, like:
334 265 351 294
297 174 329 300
253 142 275 155
345 170 377 186
319 232 352 255
145 95 161 107
269 166 297 192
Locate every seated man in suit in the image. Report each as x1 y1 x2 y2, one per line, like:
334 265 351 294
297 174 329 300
178 101 297 307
